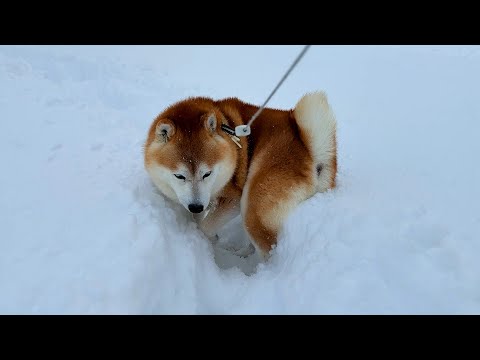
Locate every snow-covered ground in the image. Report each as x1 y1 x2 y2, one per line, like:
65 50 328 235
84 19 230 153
1 45 479 314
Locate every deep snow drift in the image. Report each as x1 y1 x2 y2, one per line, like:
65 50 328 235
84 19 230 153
1 45 479 314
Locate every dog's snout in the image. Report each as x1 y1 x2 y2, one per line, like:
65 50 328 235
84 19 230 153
188 203 204 213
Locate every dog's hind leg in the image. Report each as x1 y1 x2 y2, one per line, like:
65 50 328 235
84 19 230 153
241 161 316 260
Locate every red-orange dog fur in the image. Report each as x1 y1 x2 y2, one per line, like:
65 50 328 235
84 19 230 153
144 91 337 260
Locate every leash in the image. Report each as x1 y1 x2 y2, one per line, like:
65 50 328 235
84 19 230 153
229 45 311 137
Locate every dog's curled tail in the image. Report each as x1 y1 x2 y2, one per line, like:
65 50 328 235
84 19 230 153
293 91 337 192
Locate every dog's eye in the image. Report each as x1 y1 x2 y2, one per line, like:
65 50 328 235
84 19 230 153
174 174 186 180
203 171 212 179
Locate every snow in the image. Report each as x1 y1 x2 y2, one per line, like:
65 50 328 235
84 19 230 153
1 45 479 314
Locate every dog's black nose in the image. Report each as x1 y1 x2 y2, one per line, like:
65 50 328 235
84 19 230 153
188 203 204 213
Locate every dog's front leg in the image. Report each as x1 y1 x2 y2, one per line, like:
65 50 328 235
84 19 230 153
198 196 240 241
199 198 255 257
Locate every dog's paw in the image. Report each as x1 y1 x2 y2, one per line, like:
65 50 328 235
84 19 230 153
232 243 256 258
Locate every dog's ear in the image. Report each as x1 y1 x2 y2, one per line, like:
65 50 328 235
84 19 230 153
155 119 175 143
204 112 217 133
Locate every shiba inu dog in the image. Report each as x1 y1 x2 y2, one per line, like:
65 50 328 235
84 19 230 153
144 91 337 260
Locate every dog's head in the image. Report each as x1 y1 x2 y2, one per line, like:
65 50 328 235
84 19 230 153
144 97 238 214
